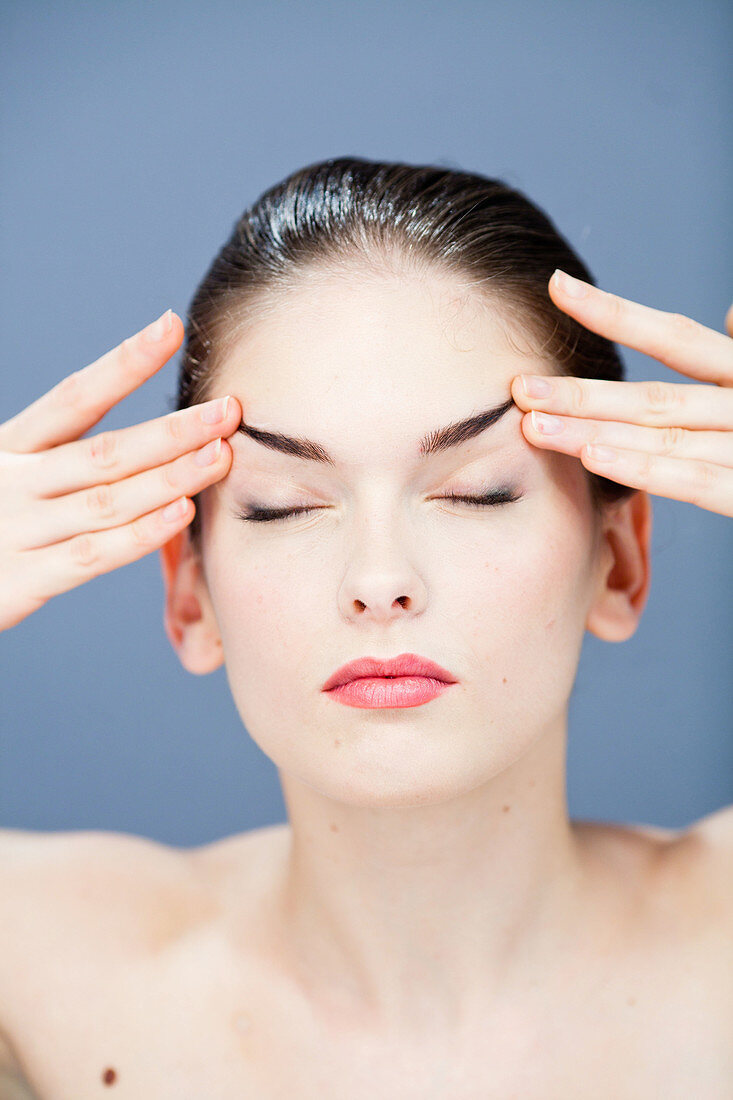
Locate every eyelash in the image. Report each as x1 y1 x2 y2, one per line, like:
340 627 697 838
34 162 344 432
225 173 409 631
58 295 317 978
237 488 522 524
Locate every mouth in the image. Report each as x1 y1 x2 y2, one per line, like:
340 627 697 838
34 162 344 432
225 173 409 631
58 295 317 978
321 652 458 692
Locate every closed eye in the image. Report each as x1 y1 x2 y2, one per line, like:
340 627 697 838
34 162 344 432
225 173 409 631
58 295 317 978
237 488 522 524
440 488 522 509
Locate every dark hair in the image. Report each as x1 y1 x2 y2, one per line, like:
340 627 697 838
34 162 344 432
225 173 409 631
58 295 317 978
174 156 636 552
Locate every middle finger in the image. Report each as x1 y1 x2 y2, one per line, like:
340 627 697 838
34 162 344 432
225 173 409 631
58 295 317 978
511 375 733 430
522 411 733 468
31 396 242 498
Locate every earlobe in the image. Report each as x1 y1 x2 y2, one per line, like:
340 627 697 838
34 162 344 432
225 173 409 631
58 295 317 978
585 491 653 643
158 529 225 675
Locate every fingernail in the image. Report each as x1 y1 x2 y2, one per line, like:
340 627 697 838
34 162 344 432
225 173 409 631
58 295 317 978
586 444 617 462
521 375 552 398
141 309 173 343
162 496 188 522
531 410 563 434
194 437 222 466
553 270 589 299
200 396 230 424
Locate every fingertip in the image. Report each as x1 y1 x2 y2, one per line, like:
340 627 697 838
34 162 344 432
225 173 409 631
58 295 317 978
522 409 541 439
166 310 185 347
550 269 591 300
510 375 530 408
226 393 243 422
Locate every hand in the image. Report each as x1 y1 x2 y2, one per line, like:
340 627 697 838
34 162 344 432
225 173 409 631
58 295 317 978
0 311 242 632
510 270 733 518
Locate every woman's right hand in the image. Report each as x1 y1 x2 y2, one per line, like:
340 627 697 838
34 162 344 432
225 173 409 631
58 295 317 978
0 310 241 632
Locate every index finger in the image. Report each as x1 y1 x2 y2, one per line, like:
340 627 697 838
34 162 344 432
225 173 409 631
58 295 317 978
548 270 733 386
0 310 185 454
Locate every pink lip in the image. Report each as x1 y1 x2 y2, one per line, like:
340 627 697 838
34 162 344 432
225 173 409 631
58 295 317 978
324 676 455 709
321 652 458 692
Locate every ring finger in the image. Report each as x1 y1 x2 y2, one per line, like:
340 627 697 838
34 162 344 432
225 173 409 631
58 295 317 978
29 396 241 498
18 437 231 549
523 410 733 467
513 375 733 430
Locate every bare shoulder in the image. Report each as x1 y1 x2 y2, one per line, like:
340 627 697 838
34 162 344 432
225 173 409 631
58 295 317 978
577 805 733 877
0 827 203 1081
0 825 213 945
0 823 189 894
675 804 733 907
630 807 733 979
0 828 206 1025
0 822 286 972
683 802 733 851
576 809 733 949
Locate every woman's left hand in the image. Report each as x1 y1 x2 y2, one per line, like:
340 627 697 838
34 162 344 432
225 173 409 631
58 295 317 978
510 269 733 518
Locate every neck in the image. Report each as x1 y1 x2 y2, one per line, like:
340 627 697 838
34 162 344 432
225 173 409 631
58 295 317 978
272 712 589 1036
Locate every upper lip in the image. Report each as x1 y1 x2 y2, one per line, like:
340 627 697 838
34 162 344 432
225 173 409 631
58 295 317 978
322 652 458 691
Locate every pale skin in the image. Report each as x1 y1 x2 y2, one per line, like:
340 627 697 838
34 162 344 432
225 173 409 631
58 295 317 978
0 267 732 1096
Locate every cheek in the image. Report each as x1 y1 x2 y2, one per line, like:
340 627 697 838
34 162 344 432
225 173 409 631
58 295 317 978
204 494 595 737
461 522 595 729
205 547 321 687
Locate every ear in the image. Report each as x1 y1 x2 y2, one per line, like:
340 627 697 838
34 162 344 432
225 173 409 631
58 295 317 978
158 528 225 675
585 490 653 643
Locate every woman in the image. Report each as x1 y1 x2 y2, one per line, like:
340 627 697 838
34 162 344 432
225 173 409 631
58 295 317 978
1 157 731 1096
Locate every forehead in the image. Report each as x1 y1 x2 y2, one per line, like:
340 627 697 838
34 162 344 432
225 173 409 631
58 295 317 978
215 268 542 397
213 270 552 472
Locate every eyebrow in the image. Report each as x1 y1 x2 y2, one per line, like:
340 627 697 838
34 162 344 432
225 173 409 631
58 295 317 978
236 397 516 466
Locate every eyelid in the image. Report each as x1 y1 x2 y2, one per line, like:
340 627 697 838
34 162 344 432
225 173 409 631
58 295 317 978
235 484 523 523
238 478 522 509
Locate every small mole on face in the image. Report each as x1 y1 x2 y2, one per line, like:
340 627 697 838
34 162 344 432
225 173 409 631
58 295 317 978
502 805 511 813
101 1066 117 1085
329 822 339 832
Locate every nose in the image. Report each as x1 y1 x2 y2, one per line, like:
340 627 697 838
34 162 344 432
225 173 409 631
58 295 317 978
338 566 428 624
335 493 430 623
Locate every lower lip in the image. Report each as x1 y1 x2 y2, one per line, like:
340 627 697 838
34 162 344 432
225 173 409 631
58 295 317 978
324 676 455 709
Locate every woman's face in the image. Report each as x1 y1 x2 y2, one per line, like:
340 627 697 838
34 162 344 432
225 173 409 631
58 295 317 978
192 267 608 807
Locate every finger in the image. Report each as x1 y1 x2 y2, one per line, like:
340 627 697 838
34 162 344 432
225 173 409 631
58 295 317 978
0 310 184 454
725 302 733 339
578 444 733 518
20 493 198 608
521 410 733 468
28 395 242 499
511 373 733 431
18 436 232 550
548 271 733 386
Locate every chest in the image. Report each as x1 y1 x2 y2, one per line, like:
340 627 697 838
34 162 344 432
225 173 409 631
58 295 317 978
9 940 732 1100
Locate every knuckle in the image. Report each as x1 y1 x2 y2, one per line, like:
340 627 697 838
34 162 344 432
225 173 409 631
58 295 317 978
54 370 84 408
130 513 157 549
69 532 100 570
645 379 676 415
85 482 116 520
693 460 719 491
162 460 182 492
604 292 625 323
87 431 118 471
668 311 700 340
567 378 587 414
165 411 185 443
659 425 686 456
117 336 137 369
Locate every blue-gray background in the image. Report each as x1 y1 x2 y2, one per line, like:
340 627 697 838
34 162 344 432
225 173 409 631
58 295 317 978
1 0 731 846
